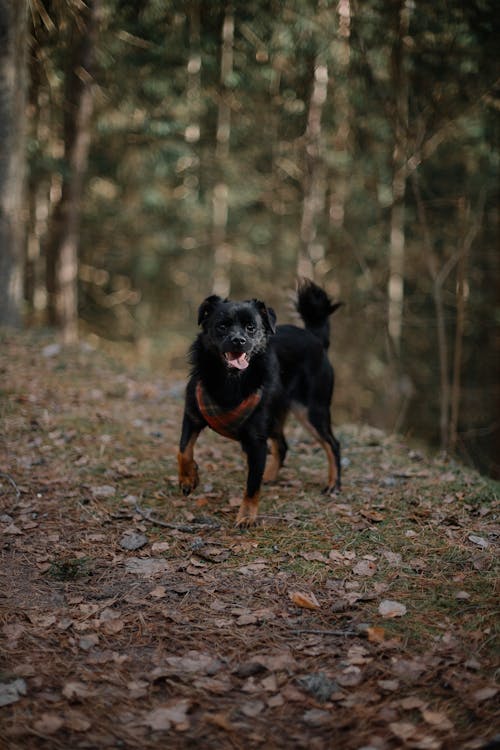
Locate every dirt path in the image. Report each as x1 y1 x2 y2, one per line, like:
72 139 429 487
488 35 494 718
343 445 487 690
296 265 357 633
0 333 498 749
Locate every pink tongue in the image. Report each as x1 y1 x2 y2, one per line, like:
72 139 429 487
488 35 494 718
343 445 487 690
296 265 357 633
226 352 249 370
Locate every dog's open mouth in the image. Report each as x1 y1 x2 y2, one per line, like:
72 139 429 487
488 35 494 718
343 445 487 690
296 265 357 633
224 352 249 370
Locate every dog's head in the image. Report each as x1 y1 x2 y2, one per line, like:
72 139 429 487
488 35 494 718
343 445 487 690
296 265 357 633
197 295 276 371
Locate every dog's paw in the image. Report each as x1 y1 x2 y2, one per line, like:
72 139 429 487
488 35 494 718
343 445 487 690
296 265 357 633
177 454 199 496
179 469 199 496
235 497 259 528
322 482 341 496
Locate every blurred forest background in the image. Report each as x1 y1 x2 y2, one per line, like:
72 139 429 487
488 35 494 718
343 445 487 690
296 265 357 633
0 0 498 476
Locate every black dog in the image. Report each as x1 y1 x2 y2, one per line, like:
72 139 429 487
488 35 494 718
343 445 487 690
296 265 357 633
178 279 342 526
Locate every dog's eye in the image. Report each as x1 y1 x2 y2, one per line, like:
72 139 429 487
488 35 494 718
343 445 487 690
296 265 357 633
245 323 256 333
216 322 228 332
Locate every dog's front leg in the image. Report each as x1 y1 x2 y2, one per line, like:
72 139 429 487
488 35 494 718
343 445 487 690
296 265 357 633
178 412 201 496
236 437 267 527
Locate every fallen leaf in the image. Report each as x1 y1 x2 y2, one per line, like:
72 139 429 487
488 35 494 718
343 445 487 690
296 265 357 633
101 618 124 635
329 549 356 564
300 551 327 562
421 709 454 731
238 560 268 575
352 559 377 576
120 530 148 550
79 633 99 651
268 693 285 708
99 607 121 622
400 696 427 710
193 676 232 695
302 708 331 727
289 591 320 609
27 613 57 628
125 557 169 577
346 645 371 665
240 700 265 717
204 712 235 731
62 681 89 700
391 658 425 683
151 541 170 553
12 663 35 677
236 614 258 626
33 713 64 734
378 599 407 618
148 586 167 598
468 534 488 549
389 721 417 741
409 735 442 750
142 708 171 731
3 523 23 535
159 651 222 676
91 485 116 499
65 710 91 732
382 550 402 566
337 666 363 687
360 508 385 522
280 684 307 702
3 623 24 643
366 626 386 643
472 686 498 703
377 679 399 692
261 674 278 692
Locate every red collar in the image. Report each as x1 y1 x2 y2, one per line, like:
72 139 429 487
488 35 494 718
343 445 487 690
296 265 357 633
196 381 262 440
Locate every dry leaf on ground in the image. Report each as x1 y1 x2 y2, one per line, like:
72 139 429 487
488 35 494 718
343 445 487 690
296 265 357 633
379 599 407 618
289 590 321 609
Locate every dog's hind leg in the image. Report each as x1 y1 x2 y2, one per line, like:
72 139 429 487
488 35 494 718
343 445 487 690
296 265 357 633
263 408 288 483
236 437 268 527
178 413 202 495
291 403 341 494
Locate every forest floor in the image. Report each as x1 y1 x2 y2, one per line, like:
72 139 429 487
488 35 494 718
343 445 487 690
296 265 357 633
0 331 498 750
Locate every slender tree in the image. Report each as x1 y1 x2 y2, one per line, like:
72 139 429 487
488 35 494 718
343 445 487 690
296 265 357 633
328 0 351 231
45 0 100 343
387 0 411 353
0 0 29 327
212 3 234 298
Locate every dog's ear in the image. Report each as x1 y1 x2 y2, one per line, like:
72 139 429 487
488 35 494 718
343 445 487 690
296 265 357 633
329 302 343 316
252 300 277 335
198 295 221 326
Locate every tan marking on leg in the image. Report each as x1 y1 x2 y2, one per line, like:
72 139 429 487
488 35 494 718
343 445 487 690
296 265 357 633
235 491 260 527
178 432 200 494
263 438 281 483
321 440 338 491
291 403 338 492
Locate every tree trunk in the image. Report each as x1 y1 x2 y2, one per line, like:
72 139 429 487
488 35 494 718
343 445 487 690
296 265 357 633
0 0 28 327
328 0 351 231
44 0 99 343
212 4 234 298
449 194 485 454
387 0 410 353
297 56 328 278
185 0 201 184
298 50 328 280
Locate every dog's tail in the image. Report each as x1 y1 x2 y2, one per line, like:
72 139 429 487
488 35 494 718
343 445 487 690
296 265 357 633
296 278 342 350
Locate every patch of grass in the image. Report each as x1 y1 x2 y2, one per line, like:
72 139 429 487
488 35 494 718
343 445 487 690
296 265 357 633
48 557 91 581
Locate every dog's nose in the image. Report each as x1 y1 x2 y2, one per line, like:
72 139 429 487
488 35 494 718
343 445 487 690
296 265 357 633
230 334 246 348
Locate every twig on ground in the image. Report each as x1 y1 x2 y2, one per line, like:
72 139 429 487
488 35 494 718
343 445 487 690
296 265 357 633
134 503 221 533
292 628 359 637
